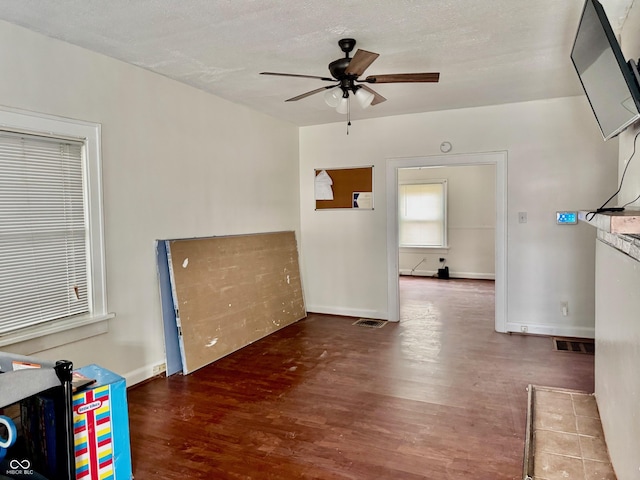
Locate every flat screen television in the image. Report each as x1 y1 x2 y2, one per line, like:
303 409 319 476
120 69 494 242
571 0 640 140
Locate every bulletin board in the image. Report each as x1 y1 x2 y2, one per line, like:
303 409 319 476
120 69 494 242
314 166 374 210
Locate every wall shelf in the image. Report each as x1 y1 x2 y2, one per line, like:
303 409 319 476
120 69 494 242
579 209 640 263
578 209 640 234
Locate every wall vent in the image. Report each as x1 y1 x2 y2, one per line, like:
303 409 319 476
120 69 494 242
552 337 594 354
353 318 387 329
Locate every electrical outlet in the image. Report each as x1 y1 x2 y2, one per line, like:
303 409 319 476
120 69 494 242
561 302 569 317
152 362 166 375
521 325 528 333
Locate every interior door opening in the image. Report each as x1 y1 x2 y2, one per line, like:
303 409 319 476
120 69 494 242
386 152 507 332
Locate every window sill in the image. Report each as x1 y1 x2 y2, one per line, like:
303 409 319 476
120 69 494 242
400 246 450 253
0 313 114 355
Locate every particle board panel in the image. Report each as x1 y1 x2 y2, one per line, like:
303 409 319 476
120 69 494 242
166 231 305 375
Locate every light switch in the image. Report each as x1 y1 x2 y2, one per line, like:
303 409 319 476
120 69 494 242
518 212 527 223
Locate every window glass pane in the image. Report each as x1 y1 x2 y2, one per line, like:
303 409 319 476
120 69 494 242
0 133 88 333
399 182 445 247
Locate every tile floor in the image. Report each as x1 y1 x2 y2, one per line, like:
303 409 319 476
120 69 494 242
531 387 616 480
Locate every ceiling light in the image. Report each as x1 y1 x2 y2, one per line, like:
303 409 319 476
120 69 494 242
336 96 349 115
324 87 343 107
354 87 374 109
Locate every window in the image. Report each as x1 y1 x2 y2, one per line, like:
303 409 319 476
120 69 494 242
398 180 447 248
0 108 109 345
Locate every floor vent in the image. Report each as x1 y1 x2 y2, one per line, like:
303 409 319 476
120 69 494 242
552 337 595 355
353 318 387 329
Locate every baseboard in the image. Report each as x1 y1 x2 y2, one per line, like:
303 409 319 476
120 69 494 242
452 272 495 280
306 305 391 322
399 269 434 277
399 269 495 280
506 322 595 339
123 362 164 387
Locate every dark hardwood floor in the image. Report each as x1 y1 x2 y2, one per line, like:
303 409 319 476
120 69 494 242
127 277 594 479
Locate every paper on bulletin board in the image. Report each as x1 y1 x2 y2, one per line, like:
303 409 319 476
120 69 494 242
314 170 334 200
352 192 373 209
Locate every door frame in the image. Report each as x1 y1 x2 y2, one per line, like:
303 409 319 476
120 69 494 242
386 151 508 332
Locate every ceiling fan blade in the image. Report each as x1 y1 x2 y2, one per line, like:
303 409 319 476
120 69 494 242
345 49 380 77
361 85 387 106
285 86 335 102
261 72 335 82
364 72 440 83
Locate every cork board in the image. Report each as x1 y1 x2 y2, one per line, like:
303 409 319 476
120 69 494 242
166 231 306 374
315 166 373 209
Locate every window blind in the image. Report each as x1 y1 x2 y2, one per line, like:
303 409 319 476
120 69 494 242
399 182 445 247
0 131 89 334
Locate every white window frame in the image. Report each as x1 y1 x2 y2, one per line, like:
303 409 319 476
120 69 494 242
398 179 448 249
0 106 112 351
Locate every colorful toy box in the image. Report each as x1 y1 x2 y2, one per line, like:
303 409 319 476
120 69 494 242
72 365 132 480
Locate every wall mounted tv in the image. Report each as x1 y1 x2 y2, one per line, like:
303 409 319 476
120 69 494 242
571 0 640 140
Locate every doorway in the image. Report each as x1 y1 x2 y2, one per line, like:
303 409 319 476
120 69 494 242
386 152 507 332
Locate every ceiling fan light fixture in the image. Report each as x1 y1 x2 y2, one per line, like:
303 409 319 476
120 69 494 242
262 39 439 127
336 95 350 114
324 87 343 107
354 87 375 109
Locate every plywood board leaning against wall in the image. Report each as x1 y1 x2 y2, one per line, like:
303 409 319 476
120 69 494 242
167 231 306 374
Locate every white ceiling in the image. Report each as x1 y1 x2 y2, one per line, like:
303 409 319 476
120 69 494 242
0 0 634 126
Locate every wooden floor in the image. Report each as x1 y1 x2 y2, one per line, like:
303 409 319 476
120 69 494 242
127 277 594 479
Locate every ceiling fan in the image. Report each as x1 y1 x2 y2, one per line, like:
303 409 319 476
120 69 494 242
261 38 440 114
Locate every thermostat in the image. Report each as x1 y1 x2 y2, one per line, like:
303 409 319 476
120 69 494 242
556 211 577 224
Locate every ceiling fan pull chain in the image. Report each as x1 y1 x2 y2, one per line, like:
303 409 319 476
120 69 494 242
347 97 351 135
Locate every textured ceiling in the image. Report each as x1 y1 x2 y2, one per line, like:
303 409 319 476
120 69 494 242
0 0 634 126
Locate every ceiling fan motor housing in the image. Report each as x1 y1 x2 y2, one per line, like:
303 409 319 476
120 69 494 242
330 38 359 80
329 58 353 80
338 38 356 54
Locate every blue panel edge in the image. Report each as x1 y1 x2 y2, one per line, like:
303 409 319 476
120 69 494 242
155 240 182 376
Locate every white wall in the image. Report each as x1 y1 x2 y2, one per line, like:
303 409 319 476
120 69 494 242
299 96 617 336
594 241 640 480
592 6 640 479
397 165 495 279
0 20 300 384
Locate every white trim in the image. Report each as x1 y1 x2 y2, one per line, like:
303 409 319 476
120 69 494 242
0 316 111 355
386 152 508 332
123 362 163 387
399 269 433 276
0 313 113 348
399 270 495 280
306 306 387 321
399 246 450 253
0 105 110 345
506 322 594 339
